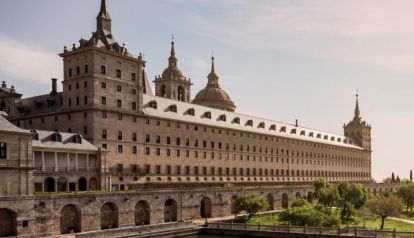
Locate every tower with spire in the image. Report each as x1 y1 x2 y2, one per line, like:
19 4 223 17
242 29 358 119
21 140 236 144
153 39 192 102
193 56 236 112
344 94 372 150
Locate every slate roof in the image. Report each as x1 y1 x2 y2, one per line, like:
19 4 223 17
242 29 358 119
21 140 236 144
142 94 362 149
17 93 63 116
31 130 98 151
0 113 31 134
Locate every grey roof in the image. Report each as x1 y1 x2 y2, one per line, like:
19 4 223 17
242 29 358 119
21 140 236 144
31 130 97 151
0 114 31 134
17 92 63 117
143 94 362 149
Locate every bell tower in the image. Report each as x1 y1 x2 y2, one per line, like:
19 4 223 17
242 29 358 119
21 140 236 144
154 39 192 102
344 94 372 151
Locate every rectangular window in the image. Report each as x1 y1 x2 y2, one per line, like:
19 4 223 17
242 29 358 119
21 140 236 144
84 65 88 73
68 99 72 107
117 100 122 108
101 65 106 74
102 112 107 118
0 143 6 159
145 147 150 155
132 102 136 110
117 85 122 92
167 149 171 156
157 148 161 155
68 68 72 77
118 131 123 140
117 145 123 153
176 166 181 175
84 96 88 105
156 136 161 144
131 73 136 81
101 82 106 88
102 129 107 139
132 132 137 142
76 66 80 75
133 146 137 154
145 134 150 143
101 96 106 105
176 150 180 157
167 136 171 145
76 97 80 106
116 69 122 78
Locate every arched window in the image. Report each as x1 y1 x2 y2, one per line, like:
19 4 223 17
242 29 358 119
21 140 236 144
0 142 6 159
218 114 226 122
232 117 240 124
0 101 5 111
160 85 167 97
177 86 185 101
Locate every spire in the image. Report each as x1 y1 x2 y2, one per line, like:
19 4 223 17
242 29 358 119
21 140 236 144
354 93 360 119
170 35 176 57
168 37 178 68
97 0 111 32
207 56 219 87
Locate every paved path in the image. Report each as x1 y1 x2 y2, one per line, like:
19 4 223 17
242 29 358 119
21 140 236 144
192 209 282 225
389 216 414 225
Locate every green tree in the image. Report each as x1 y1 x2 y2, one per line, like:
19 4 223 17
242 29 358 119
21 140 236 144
392 172 395 182
396 184 414 212
317 186 340 209
233 193 269 220
314 178 328 195
337 182 368 220
366 196 403 229
410 170 413 182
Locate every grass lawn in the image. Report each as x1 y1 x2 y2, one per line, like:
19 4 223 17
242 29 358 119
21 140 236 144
248 214 414 232
401 211 414 222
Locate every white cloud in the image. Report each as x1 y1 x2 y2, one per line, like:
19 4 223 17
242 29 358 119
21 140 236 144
0 34 61 87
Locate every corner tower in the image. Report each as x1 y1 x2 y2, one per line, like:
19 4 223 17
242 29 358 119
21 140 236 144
154 40 192 102
193 57 236 112
344 94 371 150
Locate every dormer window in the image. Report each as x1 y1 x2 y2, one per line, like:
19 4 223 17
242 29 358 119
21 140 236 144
148 100 157 109
246 120 253 127
317 133 321 138
280 126 286 132
187 108 195 116
330 136 335 141
232 117 240 124
31 129 39 140
324 135 329 140
258 122 265 129
300 130 306 136
337 138 342 142
309 132 314 137
218 114 226 122
291 129 296 134
269 125 276 131
169 104 177 113
0 142 6 159
53 132 62 142
72 134 82 144
203 111 211 119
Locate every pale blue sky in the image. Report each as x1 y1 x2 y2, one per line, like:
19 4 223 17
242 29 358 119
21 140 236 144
0 0 413 181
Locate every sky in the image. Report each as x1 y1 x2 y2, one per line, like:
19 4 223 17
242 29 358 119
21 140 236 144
0 0 413 181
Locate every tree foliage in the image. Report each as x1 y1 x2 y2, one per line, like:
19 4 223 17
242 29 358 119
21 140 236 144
233 193 269 220
279 198 340 227
396 184 414 212
317 185 340 209
366 196 403 229
337 182 369 220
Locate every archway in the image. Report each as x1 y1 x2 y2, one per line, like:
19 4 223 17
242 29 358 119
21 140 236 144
0 209 17 237
282 193 289 209
60 204 81 234
177 86 185 101
160 85 167 97
89 177 98 190
100 202 118 230
57 177 68 192
200 197 212 218
135 200 150 225
295 192 301 199
373 188 377 196
267 193 274 210
164 199 177 222
45 177 55 192
307 191 314 203
78 177 87 191
230 195 238 214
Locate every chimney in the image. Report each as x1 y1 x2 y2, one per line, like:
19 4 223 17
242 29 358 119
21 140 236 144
1 81 6 88
295 119 298 127
10 86 15 93
51 78 57 93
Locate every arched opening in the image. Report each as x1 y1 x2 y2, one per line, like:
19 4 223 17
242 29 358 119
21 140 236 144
45 177 55 192
373 188 377 196
89 177 98 190
78 177 87 191
100 202 118 230
177 86 185 101
57 177 68 192
307 191 314 203
230 195 238 214
267 193 274 210
160 85 167 97
0 101 5 112
0 209 17 237
200 197 212 218
60 204 81 234
164 199 177 222
295 192 301 199
135 201 150 225
282 193 289 209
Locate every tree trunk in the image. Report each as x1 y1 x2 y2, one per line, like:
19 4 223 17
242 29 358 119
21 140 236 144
380 216 385 230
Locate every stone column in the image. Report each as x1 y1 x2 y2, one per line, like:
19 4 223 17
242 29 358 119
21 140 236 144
41 151 45 171
67 153 70 171
75 153 78 172
54 152 58 172
86 154 89 172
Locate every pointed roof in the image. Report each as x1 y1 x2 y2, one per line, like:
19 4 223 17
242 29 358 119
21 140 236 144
161 40 185 79
207 57 219 87
354 93 360 120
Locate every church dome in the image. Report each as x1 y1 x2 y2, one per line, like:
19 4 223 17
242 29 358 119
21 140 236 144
162 66 184 79
193 57 236 112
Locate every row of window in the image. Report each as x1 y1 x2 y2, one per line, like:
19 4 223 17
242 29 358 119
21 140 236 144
100 97 137 110
114 163 370 178
67 65 136 81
